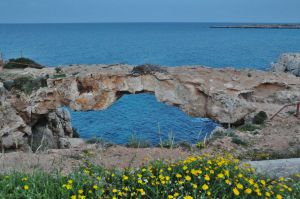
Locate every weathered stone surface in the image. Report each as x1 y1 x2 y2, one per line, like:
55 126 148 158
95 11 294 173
1 63 300 152
0 80 73 151
271 53 300 77
35 64 299 125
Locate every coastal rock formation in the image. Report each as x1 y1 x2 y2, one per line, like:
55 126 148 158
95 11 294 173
1 63 300 151
0 80 73 151
271 53 300 77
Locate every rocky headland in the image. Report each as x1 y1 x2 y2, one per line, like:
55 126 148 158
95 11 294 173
0 56 300 153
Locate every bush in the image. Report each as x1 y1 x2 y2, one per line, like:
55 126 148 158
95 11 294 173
131 64 167 75
4 57 43 69
52 74 66 79
3 80 15 90
253 111 268 124
55 67 62 74
232 136 248 146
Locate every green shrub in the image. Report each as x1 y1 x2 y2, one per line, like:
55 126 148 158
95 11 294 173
253 111 268 124
239 123 261 132
232 136 248 146
3 80 14 90
3 75 48 94
4 57 43 69
131 64 167 75
52 74 66 79
55 67 62 74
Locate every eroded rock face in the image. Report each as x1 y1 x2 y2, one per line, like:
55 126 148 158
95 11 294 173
271 53 300 77
37 65 299 125
1 63 300 152
0 80 74 151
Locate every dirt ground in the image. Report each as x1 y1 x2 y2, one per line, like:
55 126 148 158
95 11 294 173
0 145 191 174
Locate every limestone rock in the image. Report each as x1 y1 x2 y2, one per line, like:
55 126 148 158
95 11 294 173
271 53 300 77
1 62 300 152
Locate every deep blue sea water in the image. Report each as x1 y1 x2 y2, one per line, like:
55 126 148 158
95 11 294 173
1 23 300 145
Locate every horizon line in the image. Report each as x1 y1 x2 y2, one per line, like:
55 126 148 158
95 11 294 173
0 21 300 25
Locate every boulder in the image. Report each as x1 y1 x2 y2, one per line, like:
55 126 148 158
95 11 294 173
271 53 300 76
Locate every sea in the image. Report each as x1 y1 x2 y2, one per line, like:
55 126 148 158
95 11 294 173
1 23 300 145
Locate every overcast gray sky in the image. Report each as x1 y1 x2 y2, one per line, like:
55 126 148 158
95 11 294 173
0 0 300 23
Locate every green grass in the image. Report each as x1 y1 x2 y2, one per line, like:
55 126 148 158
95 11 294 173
238 123 261 132
126 133 150 148
0 153 299 199
52 74 67 79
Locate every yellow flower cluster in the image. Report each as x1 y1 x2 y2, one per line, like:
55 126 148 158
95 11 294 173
4 154 300 199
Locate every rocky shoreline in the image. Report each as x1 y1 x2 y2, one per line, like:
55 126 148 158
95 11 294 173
0 54 300 157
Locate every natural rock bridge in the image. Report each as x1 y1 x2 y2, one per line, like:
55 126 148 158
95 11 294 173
1 64 300 151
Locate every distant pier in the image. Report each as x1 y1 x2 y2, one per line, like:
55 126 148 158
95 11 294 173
211 24 300 29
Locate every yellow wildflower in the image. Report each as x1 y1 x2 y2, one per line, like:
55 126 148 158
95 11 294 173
244 188 252 194
23 185 29 191
276 194 282 199
93 185 98 190
236 183 244 190
78 189 84 194
176 173 182 178
123 175 129 180
185 175 191 181
204 174 210 181
233 187 240 196
217 173 224 179
202 184 209 191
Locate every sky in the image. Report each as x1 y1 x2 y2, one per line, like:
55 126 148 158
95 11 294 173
0 0 300 23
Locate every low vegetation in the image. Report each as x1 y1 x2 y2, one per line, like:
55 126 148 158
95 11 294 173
3 75 48 94
4 57 43 69
52 74 67 79
0 153 299 198
252 111 268 125
131 64 167 75
238 123 261 132
126 133 151 148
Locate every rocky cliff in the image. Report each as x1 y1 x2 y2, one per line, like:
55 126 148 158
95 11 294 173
1 63 300 151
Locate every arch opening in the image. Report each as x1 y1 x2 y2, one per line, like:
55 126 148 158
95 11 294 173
68 93 218 146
